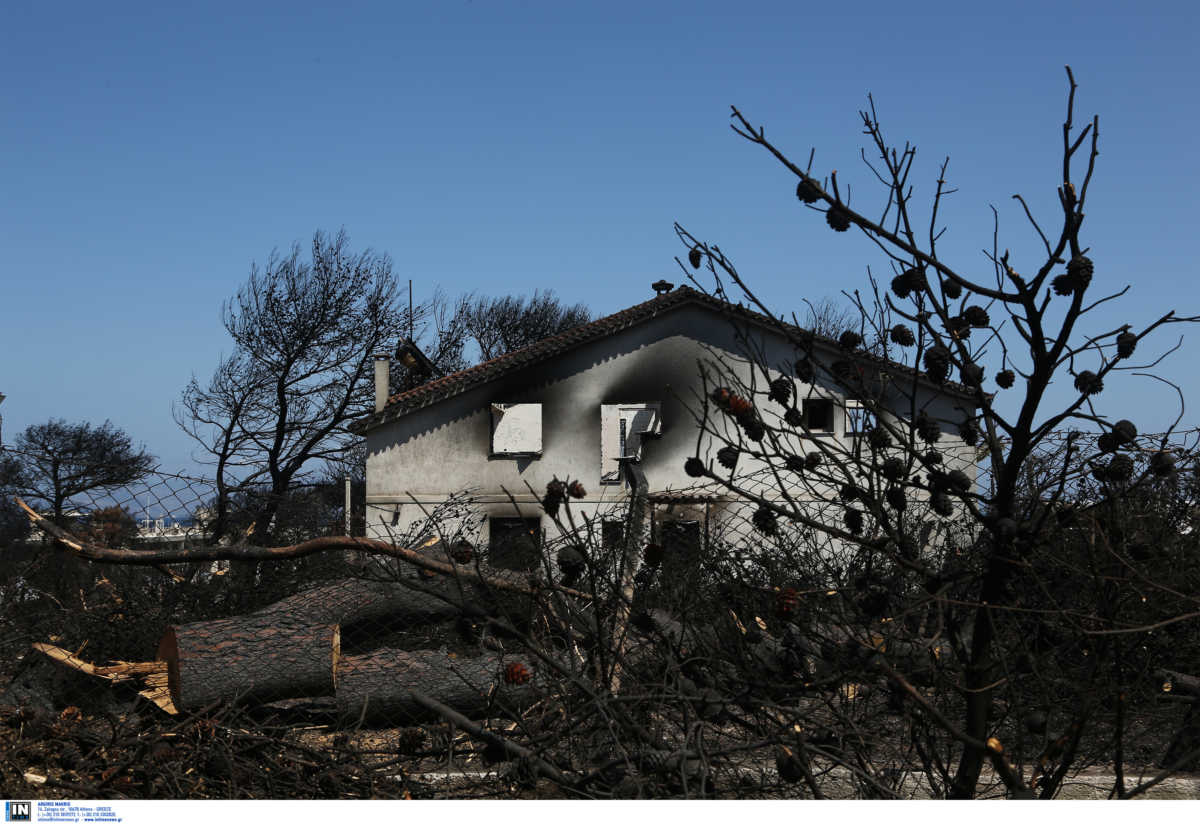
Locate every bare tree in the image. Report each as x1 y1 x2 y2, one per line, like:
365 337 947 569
0 419 155 520
454 289 592 363
176 229 408 543
669 67 1200 798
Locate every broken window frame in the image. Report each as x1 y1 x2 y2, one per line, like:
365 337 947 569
490 403 543 457
600 403 661 485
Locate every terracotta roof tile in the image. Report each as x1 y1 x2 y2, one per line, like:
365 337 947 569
353 285 973 431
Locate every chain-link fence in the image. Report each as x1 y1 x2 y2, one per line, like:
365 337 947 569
3 430 1200 799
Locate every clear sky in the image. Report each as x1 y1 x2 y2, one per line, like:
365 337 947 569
2 0 1197 474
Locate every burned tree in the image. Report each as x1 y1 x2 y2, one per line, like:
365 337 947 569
671 67 1200 797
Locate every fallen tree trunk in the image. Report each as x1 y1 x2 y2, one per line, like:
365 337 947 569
17 498 590 601
157 618 339 711
247 576 478 628
336 649 537 724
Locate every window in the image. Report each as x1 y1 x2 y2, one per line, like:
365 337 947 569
491 403 542 456
600 403 661 484
602 519 626 552
488 517 542 570
844 399 877 437
802 398 835 433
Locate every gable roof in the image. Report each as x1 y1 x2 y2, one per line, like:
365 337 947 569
352 285 974 432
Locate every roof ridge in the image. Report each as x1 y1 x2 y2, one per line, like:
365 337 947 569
354 284 972 431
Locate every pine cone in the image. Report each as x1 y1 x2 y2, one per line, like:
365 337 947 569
947 469 971 492
885 486 907 511
503 662 533 686
795 358 815 383
684 457 706 477
1111 419 1137 447
930 492 953 517
752 506 778 535
995 369 1015 389
890 324 915 346
795 179 821 203
1074 370 1103 395
785 455 806 473
839 482 860 502
924 449 944 466
567 480 587 499
1116 331 1137 358
940 278 963 300
784 407 803 427
1150 451 1176 477
947 315 972 340
717 446 739 469
916 412 941 443
711 386 732 410
1106 454 1134 482
963 305 990 327
688 247 703 269
804 452 822 470
742 416 766 442
557 546 587 579
1068 255 1093 291
1096 432 1117 453
923 345 951 383
882 457 905 481
769 376 792 405
644 542 665 566
728 394 753 417
543 480 567 516
959 421 980 446
826 205 851 232
1052 274 1075 296
960 363 984 386
838 330 862 350
891 267 927 299
843 508 864 535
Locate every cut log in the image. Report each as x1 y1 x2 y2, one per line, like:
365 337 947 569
249 577 476 628
157 618 339 711
335 649 537 725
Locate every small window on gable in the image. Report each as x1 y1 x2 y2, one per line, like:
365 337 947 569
491 403 542 456
802 398 835 434
601 403 661 484
844 399 877 437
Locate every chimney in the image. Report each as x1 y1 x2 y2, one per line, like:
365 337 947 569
374 354 390 413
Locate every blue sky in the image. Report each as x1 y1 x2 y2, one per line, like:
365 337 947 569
2 0 1197 473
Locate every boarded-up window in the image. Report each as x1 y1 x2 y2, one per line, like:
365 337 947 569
491 403 542 456
600 403 661 484
488 517 542 570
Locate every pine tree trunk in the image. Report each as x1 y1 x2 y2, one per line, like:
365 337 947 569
157 618 339 710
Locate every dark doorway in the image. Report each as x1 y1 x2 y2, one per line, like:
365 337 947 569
489 517 542 570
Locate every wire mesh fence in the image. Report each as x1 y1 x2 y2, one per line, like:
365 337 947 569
2 430 1200 799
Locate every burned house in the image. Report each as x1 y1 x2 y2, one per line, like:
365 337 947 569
351 284 978 567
